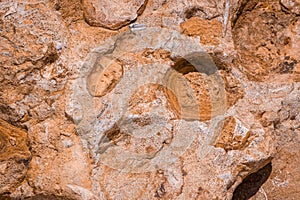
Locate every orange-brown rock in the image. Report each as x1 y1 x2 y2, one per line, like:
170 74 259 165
180 17 222 45
184 72 212 121
213 116 251 151
0 0 299 199
0 119 30 161
251 133 300 200
0 118 31 194
233 0 300 81
52 0 83 24
82 0 147 30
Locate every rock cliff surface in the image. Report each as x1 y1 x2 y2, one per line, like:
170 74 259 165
0 0 299 199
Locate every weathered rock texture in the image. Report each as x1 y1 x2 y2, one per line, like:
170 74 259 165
0 0 299 199
0 118 31 195
82 0 148 29
232 0 300 81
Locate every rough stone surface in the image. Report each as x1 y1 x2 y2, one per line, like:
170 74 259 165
213 116 252 151
86 58 123 97
0 118 31 195
232 0 300 81
281 0 300 15
0 0 299 199
181 17 223 45
82 0 147 29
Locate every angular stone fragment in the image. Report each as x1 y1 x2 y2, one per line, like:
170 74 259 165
218 69 245 108
213 116 252 151
82 0 147 29
3 0 300 199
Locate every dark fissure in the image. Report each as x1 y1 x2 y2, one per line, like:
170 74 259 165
232 162 272 200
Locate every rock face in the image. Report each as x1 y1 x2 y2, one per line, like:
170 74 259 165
0 0 299 199
0 118 31 195
232 0 300 81
82 0 148 29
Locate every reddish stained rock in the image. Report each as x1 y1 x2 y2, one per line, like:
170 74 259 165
213 116 252 151
0 0 299 199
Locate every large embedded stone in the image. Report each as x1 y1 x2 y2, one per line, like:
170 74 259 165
82 0 147 29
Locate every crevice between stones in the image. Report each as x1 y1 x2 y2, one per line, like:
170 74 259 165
232 162 272 200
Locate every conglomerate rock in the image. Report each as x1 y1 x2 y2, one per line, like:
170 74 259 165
0 0 299 199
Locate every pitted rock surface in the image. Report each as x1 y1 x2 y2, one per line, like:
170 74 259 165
0 119 31 194
69 28 226 174
0 0 299 199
